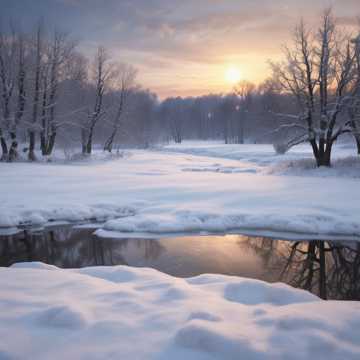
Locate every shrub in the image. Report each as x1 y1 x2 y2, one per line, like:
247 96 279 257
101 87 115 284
273 142 290 155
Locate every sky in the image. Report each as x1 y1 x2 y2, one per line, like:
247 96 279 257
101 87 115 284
1 0 359 99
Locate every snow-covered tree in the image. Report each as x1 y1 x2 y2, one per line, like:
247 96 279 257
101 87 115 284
271 10 357 166
348 33 360 154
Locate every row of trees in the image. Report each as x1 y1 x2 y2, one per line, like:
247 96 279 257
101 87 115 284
158 80 310 146
162 10 360 167
0 20 290 160
0 22 151 161
1 11 359 167
0 23 77 161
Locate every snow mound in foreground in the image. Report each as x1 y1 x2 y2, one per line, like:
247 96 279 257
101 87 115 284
1 263 359 359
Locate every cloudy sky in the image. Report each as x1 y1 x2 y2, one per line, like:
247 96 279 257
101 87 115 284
2 0 359 98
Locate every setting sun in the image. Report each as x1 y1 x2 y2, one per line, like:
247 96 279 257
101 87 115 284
225 66 241 85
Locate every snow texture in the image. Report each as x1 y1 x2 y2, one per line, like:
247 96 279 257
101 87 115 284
1 262 359 359
1 142 360 239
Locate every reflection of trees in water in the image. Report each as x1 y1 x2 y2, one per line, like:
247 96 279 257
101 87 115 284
244 237 360 300
0 227 165 268
238 236 285 277
133 238 165 260
280 241 328 299
2 230 358 300
328 243 360 299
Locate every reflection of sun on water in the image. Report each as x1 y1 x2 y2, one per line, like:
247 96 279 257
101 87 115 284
225 66 241 85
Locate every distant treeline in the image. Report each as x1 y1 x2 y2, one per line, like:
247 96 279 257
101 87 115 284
1 9 360 167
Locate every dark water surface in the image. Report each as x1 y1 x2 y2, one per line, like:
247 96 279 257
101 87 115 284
1 224 359 300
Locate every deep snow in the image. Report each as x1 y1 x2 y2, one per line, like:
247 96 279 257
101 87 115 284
1 142 360 238
1 143 360 359
1 262 359 360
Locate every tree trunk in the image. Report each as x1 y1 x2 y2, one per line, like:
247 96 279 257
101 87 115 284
40 72 48 156
85 125 94 154
316 154 331 167
29 24 42 161
317 241 327 300
40 134 46 155
46 131 56 155
304 242 316 291
14 35 26 160
0 129 8 161
28 131 36 161
46 61 58 157
8 132 18 162
314 141 332 167
81 128 87 155
238 114 244 144
104 130 116 152
223 117 229 144
354 134 360 155
324 142 332 166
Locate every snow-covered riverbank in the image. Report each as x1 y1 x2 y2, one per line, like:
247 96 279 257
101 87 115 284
1 142 360 359
1 262 359 360
1 142 360 238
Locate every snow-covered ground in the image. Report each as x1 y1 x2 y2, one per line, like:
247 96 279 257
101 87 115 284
1 141 360 239
1 262 359 360
1 142 360 359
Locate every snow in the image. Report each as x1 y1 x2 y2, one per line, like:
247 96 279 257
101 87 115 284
1 262 359 359
2 144 359 358
164 141 360 177
266 156 360 178
1 142 360 239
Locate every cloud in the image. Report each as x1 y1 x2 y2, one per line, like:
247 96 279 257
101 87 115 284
2 0 359 97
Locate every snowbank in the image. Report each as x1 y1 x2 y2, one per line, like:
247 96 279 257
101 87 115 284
164 141 360 178
266 156 360 178
1 143 360 238
101 210 360 238
1 262 359 359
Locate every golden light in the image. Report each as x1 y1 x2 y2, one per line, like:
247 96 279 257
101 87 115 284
225 66 241 85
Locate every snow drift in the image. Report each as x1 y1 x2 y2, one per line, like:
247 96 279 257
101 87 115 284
0 262 359 359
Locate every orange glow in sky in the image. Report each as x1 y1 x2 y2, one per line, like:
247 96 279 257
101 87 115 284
4 0 359 99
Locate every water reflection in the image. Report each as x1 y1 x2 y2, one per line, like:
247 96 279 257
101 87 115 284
280 240 360 300
0 226 359 300
242 237 360 300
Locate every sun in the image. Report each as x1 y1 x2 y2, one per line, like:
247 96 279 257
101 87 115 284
225 66 241 85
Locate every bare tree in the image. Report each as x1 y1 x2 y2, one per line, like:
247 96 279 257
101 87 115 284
271 10 357 166
0 25 16 160
170 114 183 143
218 97 234 144
160 97 184 144
82 46 112 155
348 32 360 154
28 22 44 161
103 63 136 152
0 24 28 162
234 80 256 144
9 31 27 161
39 30 75 156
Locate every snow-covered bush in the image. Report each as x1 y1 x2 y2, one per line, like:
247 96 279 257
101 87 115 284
273 142 290 155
